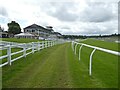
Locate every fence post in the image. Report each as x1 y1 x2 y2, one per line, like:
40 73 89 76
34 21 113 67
71 41 73 50
47 41 49 47
7 45 11 66
71 41 74 51
50 41 52 47
75 43 78 55
89 48 96 76
51 41 53 46
46 41 48 48
53 41 55 46
47 41 48 47
23 43 26 57
42 41 44 49
45 41 47 48
48 41 49 47
79 44 83 61
43 41 45 48
53 41 54 46
52 41 54 46
32 42 34 53
72 41 74 51
51 41 53 47
48 41 50 47
38 42 40 51
44 41 46 48
44 41 45 48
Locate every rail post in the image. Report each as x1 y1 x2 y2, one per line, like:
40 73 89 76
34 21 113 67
32 42 34 53
42 41 44 49
47 41 48 48
45 41 47 48
38 42 40 51
50 41 52 47
48 41 50 47
79 44 83 61
71 41 73 50
52 41 54 46
23 43 26 57
47 41 49 47
46 41 47 48
89 48 96 76
75 43 78 55
72 41 74 51
53 41 54 46
52 41 53 46
71 41 74 51
44 41 46 48
46 41 48 48
7 45 11 66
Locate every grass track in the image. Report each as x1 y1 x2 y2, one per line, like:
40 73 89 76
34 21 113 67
2 42 118 88
79 39 119 52
1 38 42 43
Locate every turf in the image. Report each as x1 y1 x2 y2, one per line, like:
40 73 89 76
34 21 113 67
79 39 119 52
2 41 118 88
1 38 42 43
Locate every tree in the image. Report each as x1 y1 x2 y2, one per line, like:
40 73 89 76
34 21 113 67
8 21 21 35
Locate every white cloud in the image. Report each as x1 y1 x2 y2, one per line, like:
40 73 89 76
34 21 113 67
0 0 118 35
79 2 116 22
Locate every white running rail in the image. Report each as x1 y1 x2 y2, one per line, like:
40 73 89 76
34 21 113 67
71 41 120 76
0 40 65 67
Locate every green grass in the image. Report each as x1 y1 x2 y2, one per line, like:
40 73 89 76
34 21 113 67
2 41 118 88
79 39 119 52
1 38 43 43
1 48 24 63
74 45 118 88
0 38 43 64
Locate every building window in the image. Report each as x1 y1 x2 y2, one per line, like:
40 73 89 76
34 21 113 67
26 29 29 32
32 29 35 32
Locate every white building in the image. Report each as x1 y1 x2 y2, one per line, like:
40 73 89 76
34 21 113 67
14 32 35 39
23 24 52 39
14 24 62 40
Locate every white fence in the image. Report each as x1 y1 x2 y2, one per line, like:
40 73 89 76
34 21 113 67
71 41 120 76
0 40 65 67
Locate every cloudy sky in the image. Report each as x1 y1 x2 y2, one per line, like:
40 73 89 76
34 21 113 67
0 0 119 35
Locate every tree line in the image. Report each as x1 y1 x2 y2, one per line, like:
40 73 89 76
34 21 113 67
62 34 120 39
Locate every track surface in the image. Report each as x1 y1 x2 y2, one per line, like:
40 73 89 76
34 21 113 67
2 43 118 88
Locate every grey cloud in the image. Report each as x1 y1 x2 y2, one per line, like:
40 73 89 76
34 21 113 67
87 0 119 3
80 22 117 35
42 2 78 22
35 1 118 35
79 2 115 22
52 11 78 22
58 20 117 35
60 26 71 29
42 2 116 23
0 6 8 17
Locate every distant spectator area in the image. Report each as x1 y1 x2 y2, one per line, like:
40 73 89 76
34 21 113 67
14 32 35 39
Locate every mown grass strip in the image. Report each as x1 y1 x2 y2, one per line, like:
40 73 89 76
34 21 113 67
79 39 119 52
1 38 42 43
2 42 118 88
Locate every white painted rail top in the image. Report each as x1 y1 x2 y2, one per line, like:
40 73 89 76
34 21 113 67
73 41 120 56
